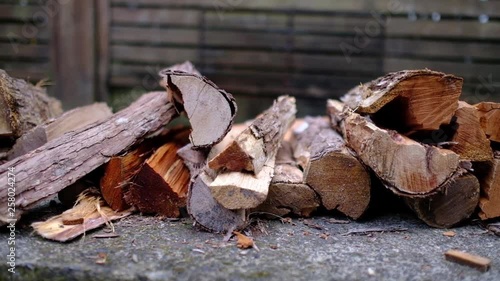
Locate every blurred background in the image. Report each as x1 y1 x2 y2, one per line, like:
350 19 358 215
1 0 499 120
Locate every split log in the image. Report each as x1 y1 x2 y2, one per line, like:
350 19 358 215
187 171 246 233
0 69 63 139
209 97 297 209
208 96 296 173
124 130 191 217
253 141 320 218
475 156 500 220
405 173 480 228
475 102 500 143
160 69 237 149
341 112 460 196
0 91 177 224
8 103 112 159
341 69 462 134
447 101 492 161
100 142 154 211
177 144 207 179
292 117 371 219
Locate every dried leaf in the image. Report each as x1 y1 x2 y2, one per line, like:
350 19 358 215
443 231 456 237
95 253 107 265
233 231 254 249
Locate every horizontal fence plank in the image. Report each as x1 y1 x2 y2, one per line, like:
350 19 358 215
111 7 201 26
110 0 500 18
0 61 51 82
0 4 45 22
0 42 49 60
111 26 199 45
0 23 50 42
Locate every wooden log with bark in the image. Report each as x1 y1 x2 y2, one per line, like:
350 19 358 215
0 91 176 224
475 154 500 220
0 69 63 140
475 102 500 143
124 129 191 217
292 117 371 219
404 173 480 228
209 96 296 209
160 69 237 149
253 141 320 218
340 111 461 196
9 103 113 159
446 101 493 162
341 69 462 134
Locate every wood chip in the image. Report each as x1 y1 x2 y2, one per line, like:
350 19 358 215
93 233 120 239
233 231 254 249
442 231 456 237
95 253 108 265
444 250 491 272
303 219 323 230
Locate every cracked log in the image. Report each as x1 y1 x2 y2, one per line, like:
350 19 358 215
209 96 297 209
9 103 112 160
475 102 500 143
341 111 461 196
124 129 191 217
159 68 237 149
475 155 500 220
341 69 462 134
208 96 296 174
447 101 493 161
405 172 480 228
253 141 320 218
0 91 177 224
0 69 63 140
292 116 371 219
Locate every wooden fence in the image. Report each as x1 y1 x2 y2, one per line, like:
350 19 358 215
1 0 499 117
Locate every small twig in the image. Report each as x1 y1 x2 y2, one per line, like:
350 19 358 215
341 227 408 236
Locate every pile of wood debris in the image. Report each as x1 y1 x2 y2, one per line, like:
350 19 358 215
0 63 498 242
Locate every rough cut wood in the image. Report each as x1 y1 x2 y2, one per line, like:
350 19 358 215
293 117 371 219
187 171 246 233
342 112 460 196
253 141 320 217
475 156 500 220
160 69 237 149
447 101 493 161
177 143 208 179
9 103 113 159
125 130 191 217
209 96 296 173
0 69 63 139
100 142 154 211
0 91 177 224
209 97 297 209
341 69 462 134
405 173 480 228
475 102 500 143
444 250 491 272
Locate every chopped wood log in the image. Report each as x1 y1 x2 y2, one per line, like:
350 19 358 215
475 156 500 220
0 69 63 139
475 102 500 143
444 250 491 272
405 173 480 228
165 61 201 76
447 101 493 161
253 142 320 217
100 142 154 211
187 171 246 233
341 69 462 134
159 69 237 149
0 91 177 224
341 112 460 196
124 131 191 217
292 117 371 219
209 96 296 173
32 190 132 242
177 143 207 179
8 103 112 159
209 97 297 209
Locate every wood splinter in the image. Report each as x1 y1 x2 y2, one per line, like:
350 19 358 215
444 249 491 272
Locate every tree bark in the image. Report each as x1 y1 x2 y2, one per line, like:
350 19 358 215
341 69 462 135
0 91 176 224
292 117 371 219
405 173 480 228
0 69 63 140
9 103 112 159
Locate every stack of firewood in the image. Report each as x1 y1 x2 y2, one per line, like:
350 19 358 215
0 64 498 242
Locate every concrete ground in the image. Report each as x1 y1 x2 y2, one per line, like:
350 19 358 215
0 210 498 281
